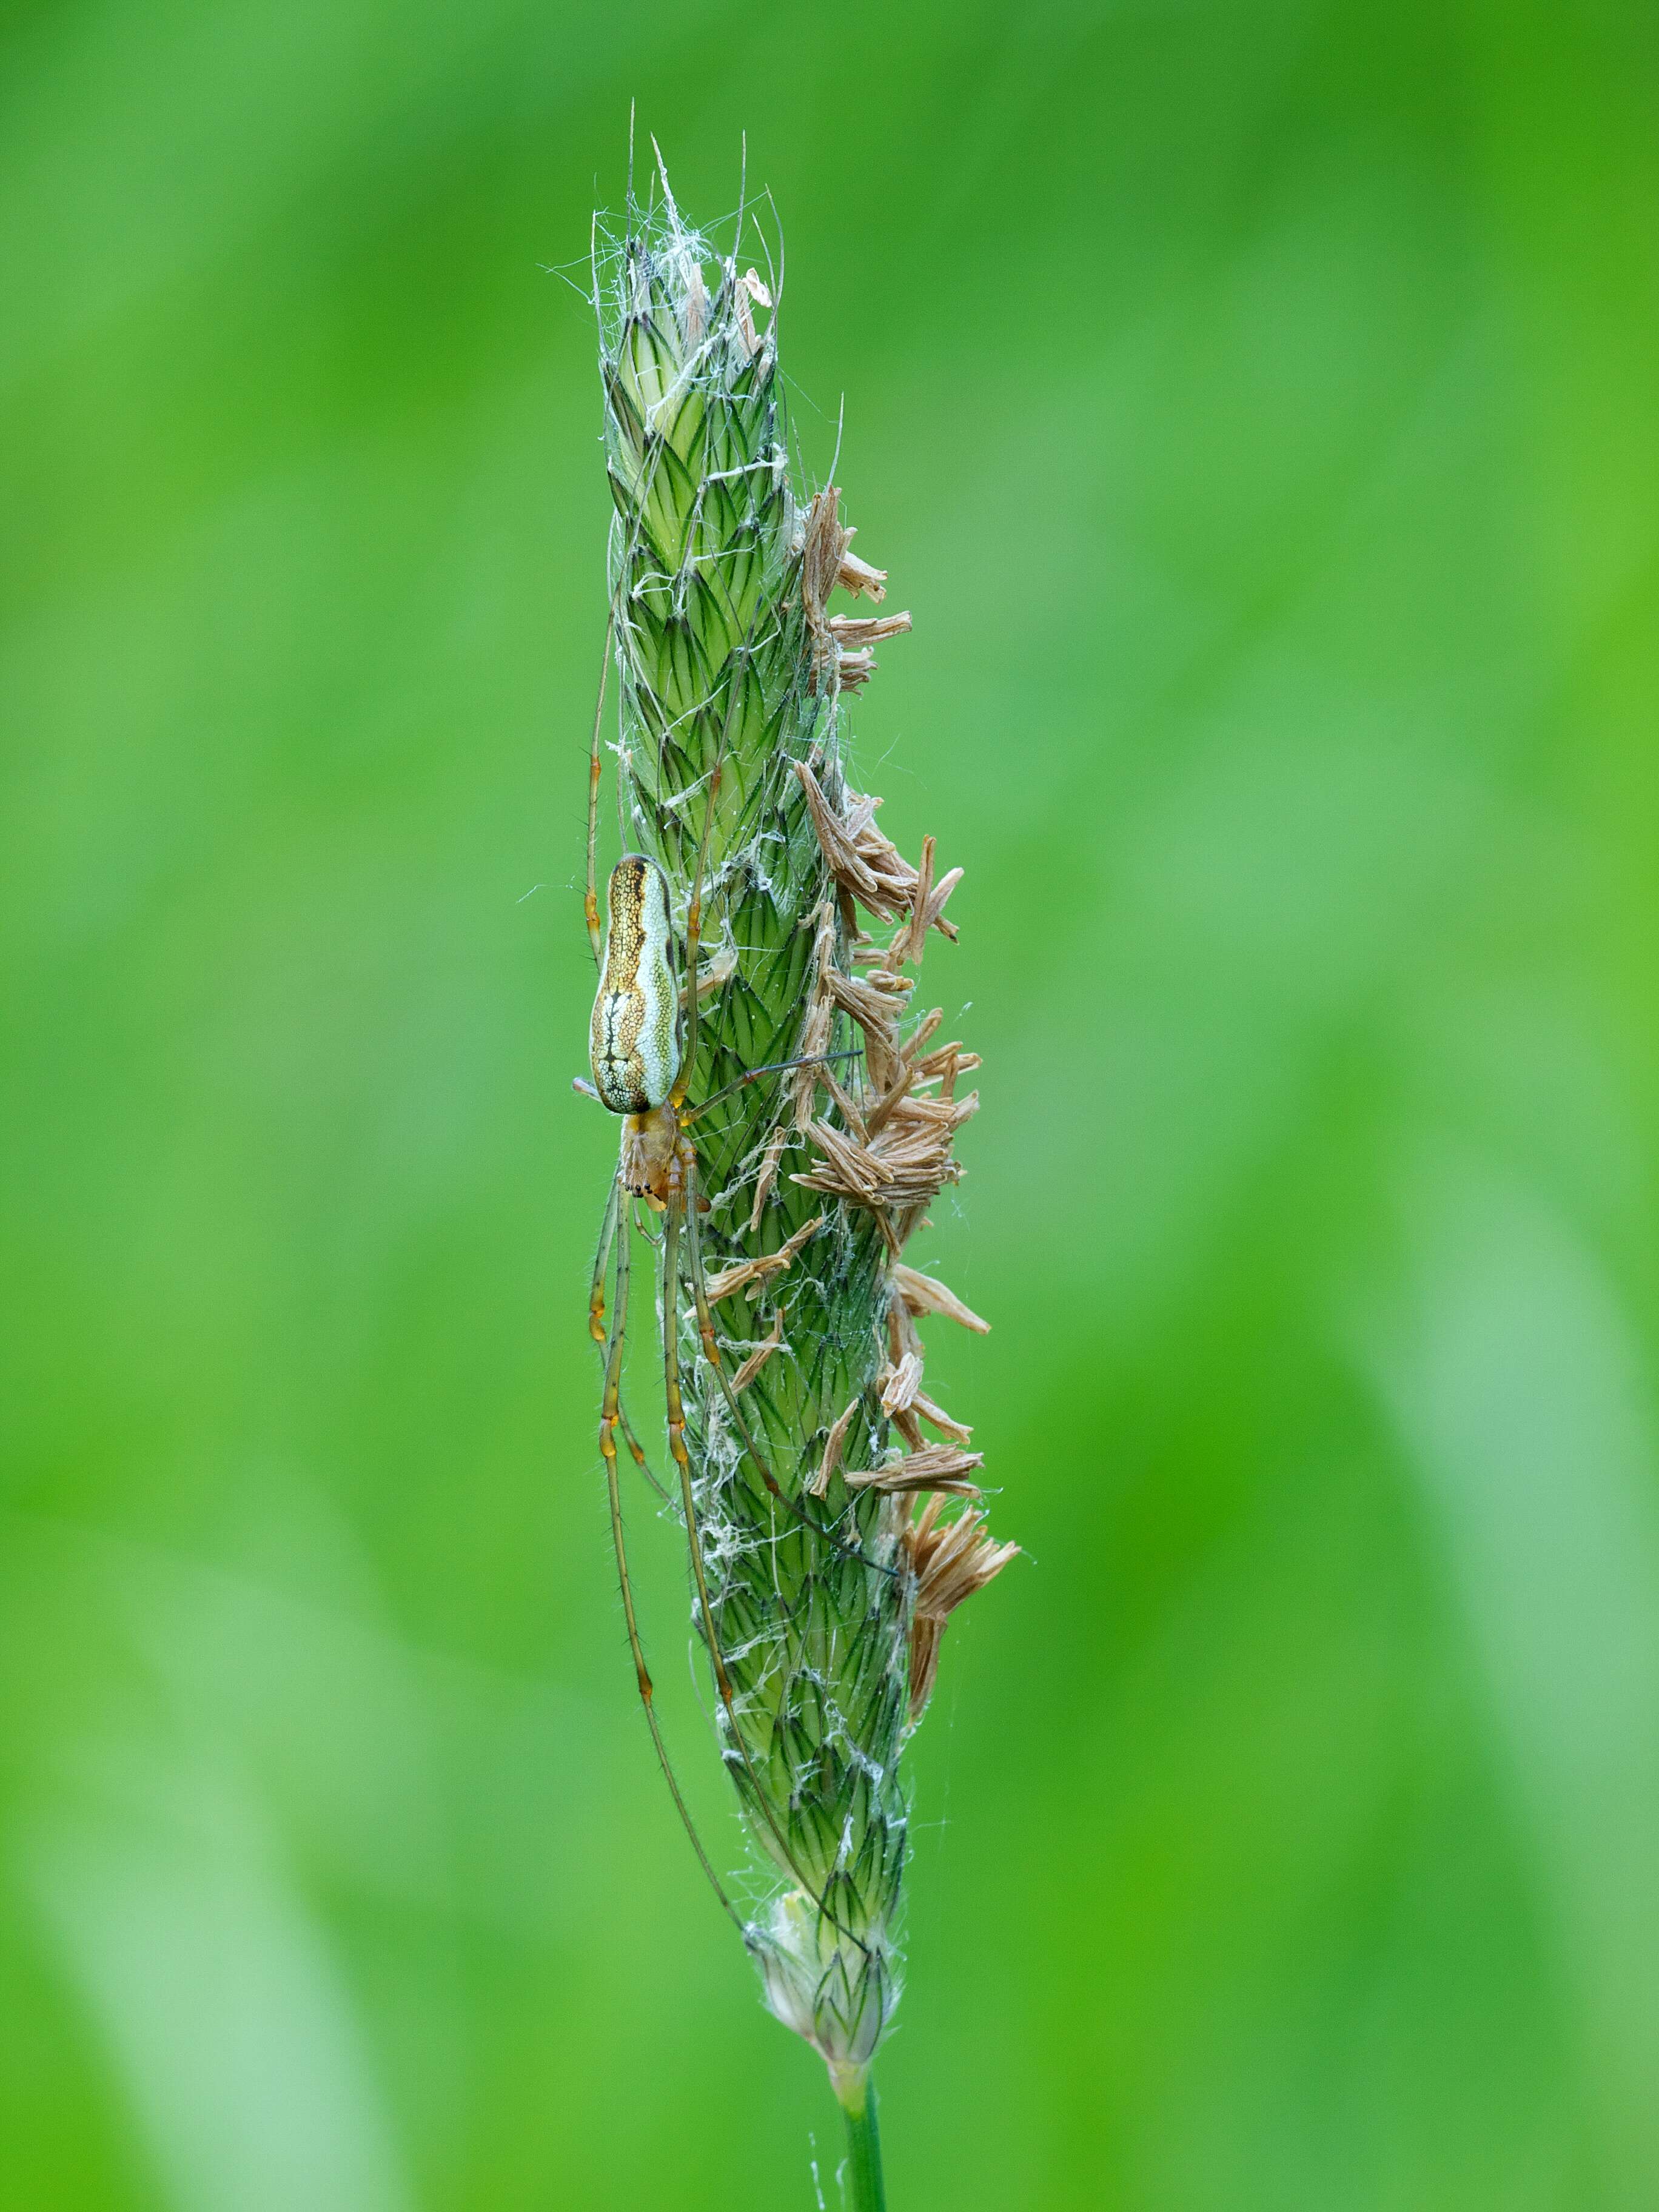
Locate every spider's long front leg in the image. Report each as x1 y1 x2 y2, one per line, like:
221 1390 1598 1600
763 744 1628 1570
617 1398 669 1505
583 611 612 974
595 1170 736 1923
589 1174 622 1349
679 1050 862 1128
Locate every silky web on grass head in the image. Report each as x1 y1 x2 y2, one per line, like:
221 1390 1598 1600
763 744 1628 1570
577 150 1017 2183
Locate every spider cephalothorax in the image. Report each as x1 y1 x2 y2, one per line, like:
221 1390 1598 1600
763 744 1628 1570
617 1104 685 1208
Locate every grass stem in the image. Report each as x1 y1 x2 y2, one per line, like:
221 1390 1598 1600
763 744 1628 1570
833 2065 887 2211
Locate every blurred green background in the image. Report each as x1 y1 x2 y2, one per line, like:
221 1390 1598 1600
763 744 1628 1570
5 1 1659 2205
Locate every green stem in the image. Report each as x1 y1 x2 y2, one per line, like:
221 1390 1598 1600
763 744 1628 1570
831 2065 887 2212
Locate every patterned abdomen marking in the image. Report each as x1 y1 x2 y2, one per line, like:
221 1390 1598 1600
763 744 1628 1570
590 854 680 1113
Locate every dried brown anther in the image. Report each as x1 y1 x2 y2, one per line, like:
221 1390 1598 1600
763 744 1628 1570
795 766 961 953
703 1213 824 1305
731 1308 785 1393
734 266 771 360
807 1395 863 1498
745 1125 791 1231
891 1264 990 1335
800 488 908 694
901 1498 1019 1723
879 1352 923 1416
843 1444 985 1498
883 836 962 970
837 537 889 601
876 1347 973 1450
792 1088 977 1219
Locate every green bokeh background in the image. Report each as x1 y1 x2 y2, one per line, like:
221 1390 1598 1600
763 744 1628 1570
7 2 1659 2206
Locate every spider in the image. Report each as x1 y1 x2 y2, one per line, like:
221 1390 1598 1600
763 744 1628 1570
577 638 892 1932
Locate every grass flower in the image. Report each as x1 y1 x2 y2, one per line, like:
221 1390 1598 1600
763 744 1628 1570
584 152 1016 2206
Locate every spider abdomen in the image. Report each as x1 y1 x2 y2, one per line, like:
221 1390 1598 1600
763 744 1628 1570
590 853 680 1113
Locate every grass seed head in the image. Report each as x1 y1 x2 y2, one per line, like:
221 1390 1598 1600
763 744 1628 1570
592 152 1014 2080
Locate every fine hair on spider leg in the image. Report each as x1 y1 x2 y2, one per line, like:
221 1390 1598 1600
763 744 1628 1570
617 1391 669 1504
589 1174 671 1504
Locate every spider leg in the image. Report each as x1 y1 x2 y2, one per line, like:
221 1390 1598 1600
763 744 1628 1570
602 380 685 876
591 1182 670 1502
680 1048 862 1128
588 1174 622 1347
632 1193 663 1248
617 1398 671 1505
681 1151 898 1581
596 1171 738 1925
584 611 613 974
